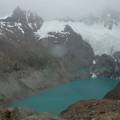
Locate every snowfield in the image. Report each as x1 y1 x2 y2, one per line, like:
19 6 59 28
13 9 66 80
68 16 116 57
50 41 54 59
0 13 11 20
36 20 120 55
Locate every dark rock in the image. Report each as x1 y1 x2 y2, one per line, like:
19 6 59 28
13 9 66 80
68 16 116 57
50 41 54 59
91 54 116 78
89 52 120 80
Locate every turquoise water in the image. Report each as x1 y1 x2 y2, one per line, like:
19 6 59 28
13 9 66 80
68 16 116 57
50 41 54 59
11 78 119 113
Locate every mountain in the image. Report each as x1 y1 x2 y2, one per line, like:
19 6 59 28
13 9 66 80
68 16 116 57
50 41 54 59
0 7 120 105
0 7 95 104
0 7 120 120
0 6 43 47
101 9 120 29
80 9 120 29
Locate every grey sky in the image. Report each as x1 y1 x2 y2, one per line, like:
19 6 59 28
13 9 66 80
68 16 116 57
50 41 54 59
0 0 120 20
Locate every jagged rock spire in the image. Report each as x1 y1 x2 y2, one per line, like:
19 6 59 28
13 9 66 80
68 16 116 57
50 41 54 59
3 7 43 31
64 25 74 33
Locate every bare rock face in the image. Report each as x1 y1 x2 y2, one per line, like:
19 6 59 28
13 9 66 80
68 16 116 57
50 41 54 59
61 99 120 120
90 53 120 80
41 25 95 80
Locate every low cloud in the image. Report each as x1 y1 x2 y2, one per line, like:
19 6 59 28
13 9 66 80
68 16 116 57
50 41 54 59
0 0 120 20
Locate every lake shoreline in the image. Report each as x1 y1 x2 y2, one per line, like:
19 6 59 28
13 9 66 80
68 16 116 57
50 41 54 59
10 78 119 113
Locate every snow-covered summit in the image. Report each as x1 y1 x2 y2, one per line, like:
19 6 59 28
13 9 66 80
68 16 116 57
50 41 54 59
2 7 43 31
0 7 43 41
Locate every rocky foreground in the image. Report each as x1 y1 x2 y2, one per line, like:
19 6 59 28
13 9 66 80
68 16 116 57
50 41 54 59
61 99 120 120
0 108 63 120
1 99 120 120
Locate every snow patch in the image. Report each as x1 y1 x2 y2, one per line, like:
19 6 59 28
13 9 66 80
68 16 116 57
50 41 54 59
35 20 66 39
91 73 97 79
7 24 13 28
26 11 30 23
14 22 24 34
0 13 11 20
28 23 33 29
0 22 6 28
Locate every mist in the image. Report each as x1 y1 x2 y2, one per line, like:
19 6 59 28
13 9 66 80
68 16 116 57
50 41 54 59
0 0 120 20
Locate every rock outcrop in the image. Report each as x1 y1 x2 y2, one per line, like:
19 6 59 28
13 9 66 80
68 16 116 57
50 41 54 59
91 54 116 78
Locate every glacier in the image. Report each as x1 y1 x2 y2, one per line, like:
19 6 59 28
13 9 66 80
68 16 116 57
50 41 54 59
36 20 120 55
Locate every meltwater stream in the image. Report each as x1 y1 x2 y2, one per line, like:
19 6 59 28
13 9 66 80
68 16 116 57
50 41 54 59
11 78 119 113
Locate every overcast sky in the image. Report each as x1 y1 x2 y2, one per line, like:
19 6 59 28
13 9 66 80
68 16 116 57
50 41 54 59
0 0 120 20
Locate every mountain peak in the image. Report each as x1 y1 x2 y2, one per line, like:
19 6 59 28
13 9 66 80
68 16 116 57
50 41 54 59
2 7 43 31
12 6 24 17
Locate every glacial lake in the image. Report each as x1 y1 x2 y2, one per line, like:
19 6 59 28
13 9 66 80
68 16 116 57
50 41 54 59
11 78 119 113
